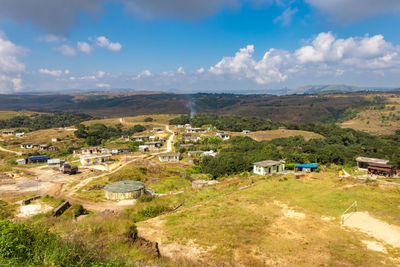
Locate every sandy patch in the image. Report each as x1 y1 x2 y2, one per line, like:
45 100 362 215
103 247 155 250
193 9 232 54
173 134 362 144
362 240 387 253
116 199 136 206
321 216 335 222
16 204 53 218
343 212 400 247
274 200 306 219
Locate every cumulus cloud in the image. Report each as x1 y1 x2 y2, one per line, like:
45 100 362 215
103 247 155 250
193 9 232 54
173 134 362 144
95 36 122 51
77 41 92 54
209 32 400 84
0 32 25 92
96 71 106 78
197 67 205 73
54 45 76 56
274 7 298 26
305 0 400 23
177 66 185 74
132 70 152 80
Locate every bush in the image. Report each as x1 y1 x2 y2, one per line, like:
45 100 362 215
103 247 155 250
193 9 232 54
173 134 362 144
144 117 153 122
0 220 103 265
135 205 170 221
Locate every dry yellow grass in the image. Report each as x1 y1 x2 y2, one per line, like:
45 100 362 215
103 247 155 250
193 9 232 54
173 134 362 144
232 129 324 141
340 96 400 135
82 114 179 128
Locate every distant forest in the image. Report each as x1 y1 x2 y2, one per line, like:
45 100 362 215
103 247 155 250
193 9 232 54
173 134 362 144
0 92 388 124
0 113 93 130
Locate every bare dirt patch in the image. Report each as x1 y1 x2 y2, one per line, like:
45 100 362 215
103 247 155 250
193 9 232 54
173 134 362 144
16 203 53 218
274 200 306 219
343 212 400 247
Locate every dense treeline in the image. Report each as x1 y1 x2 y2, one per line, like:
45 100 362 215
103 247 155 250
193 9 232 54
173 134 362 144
0 220 109 266
74 123 145 146
170 114 281 132
201 124 400 178
0 113 93 130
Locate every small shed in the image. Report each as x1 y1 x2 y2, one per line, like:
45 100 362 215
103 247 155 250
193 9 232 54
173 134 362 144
242 130 251 134
294 164 318 172
15 132 26 137
105 180 145 200
48 159 64 166
2 130 14 136
253 160 285 175
51 138 61 142
158 153 180 162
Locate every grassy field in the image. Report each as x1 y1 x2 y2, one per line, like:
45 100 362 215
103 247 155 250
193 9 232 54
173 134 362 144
137 172 400 266
0 110 45 120
340 95 400 135
232 129 324 141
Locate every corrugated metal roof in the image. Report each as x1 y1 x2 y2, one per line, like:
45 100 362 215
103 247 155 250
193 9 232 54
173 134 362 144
356 157 389 164
28 155 50 160
253 160 284 167
294 164 318 168
105 180 145 193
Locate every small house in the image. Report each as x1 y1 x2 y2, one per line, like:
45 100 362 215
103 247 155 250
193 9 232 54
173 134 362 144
15 132 26 137
367 163 397 177
185 124 191 128
149 136 156 140
28 155 51 164
253 160 285 175
39 144 49 150
188 151 205 157
131 136 148 142
158 153 180 162
220 133 230 140
144 141 162 151
51 138 61 142
356 157 389 170
216 131 224 136
242 130 251 134
139 145 149 152
80 154 111 166
76 147 106 155
203 150 218 157
294 164 318 172
48 159 64 166
2 130 14 136
16 158 27 165
20 142 33 149
187 128 206 133
111 148 129 154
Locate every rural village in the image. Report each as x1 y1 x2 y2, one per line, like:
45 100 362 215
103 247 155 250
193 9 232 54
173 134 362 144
1 107 400 266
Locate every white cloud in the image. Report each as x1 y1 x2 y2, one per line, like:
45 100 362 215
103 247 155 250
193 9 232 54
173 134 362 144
54 45 76 56
177 66 185 74
95 36 122 51
39 68 63 76
96 83 110 88
209 32 400 84
197 67 205 73
274 7 298 26
96 70 105 78
0 32 25 92
77 41 92 54
64 69 70 74
133 70 152 80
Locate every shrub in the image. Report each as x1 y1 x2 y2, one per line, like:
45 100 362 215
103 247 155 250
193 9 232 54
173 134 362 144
144 117 153 122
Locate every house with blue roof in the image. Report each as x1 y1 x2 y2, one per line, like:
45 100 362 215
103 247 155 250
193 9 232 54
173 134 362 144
294 164 318 173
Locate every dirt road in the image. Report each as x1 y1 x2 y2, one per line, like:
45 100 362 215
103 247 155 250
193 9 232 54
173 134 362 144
0 145 22 155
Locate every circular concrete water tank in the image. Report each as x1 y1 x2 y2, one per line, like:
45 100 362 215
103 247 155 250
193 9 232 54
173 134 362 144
104 180 145 200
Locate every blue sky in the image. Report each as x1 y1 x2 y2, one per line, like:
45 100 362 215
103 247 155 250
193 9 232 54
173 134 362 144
1 0 400 93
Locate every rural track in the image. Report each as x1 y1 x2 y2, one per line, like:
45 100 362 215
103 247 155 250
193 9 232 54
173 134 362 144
0 145 22 155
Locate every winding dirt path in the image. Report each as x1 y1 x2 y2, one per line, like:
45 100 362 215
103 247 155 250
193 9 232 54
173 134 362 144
0 145 22 155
